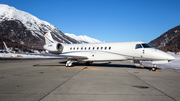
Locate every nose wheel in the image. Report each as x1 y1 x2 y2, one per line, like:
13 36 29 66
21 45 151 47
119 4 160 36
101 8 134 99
151 64 157 71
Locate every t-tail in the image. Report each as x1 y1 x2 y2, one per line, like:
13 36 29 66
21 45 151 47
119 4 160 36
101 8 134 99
44 31 55 44
43 31 63 54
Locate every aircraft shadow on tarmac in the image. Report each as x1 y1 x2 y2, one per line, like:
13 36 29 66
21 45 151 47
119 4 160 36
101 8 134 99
33 64 65 67
58 61 157 71
33 61 160 71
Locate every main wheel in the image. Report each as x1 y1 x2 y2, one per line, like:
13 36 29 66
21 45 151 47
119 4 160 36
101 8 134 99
86 61 93 66
66 61 72 67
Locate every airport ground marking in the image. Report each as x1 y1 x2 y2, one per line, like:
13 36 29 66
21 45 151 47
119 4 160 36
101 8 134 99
124 69 177 101
38 66 85 101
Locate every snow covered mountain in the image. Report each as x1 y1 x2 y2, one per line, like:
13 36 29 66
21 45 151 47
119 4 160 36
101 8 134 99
149 25 180 52
65 33 101 43
0 4 100 50
0 4 53 32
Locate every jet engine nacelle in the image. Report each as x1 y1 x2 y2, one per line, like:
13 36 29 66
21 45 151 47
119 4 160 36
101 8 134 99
43 43 63 54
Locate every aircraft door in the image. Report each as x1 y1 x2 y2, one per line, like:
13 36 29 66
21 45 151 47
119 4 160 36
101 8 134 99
135 44 144 59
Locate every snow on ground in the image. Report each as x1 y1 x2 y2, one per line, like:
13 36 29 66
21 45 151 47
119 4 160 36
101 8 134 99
157 53 180 72
141 52 180 72
0 53 62 59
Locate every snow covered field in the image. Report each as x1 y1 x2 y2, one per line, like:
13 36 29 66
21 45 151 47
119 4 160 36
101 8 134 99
141 52 180 72
0 53 62 59
157 53 180 72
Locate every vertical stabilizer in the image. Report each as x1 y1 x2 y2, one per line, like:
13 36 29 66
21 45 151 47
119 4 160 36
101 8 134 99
44 31 55 44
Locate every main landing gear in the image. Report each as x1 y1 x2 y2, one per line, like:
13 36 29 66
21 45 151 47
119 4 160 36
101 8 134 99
66 59 73 67
85 61 93 66
66 60 93 67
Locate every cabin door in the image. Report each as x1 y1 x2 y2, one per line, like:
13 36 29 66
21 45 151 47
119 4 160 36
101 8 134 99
135 44 144 59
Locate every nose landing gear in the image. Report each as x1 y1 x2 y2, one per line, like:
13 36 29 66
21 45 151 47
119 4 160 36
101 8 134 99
151 64 158 71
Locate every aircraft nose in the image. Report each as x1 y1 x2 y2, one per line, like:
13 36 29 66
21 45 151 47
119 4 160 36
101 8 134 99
167 54 175 60
155 50 175 60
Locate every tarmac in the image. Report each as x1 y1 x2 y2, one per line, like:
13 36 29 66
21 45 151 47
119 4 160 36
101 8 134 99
0 59 179 101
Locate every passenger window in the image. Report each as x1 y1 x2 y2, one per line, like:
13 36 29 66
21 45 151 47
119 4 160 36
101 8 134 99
109 47 111 50
85 47 87 50
70 47 72 50
81 47 83 50
101 47 103 50
77 47 79 50
135 44 142 49
89 47 91 50
93 47 95 50
105 47 107 50
73 47 75 50
97 47 99 50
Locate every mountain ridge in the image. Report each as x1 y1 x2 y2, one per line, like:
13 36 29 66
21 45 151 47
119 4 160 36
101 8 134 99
149 25 180 52
0 4 100 51
65 33 101 43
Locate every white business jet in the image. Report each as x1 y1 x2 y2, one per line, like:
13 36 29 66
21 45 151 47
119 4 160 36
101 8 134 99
43 31 175 71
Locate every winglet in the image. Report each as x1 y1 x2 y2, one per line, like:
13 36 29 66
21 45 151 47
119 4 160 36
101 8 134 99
44 31 54 44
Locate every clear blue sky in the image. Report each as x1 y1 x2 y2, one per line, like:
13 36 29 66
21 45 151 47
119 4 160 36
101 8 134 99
1 0 180 43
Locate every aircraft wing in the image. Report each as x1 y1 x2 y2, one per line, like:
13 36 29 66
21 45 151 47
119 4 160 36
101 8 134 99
14 53 88 59
46 54 88 59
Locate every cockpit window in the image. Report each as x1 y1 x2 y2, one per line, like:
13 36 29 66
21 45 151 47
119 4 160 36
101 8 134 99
142 43 152 48
135 43 152 49
135 44 142 49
